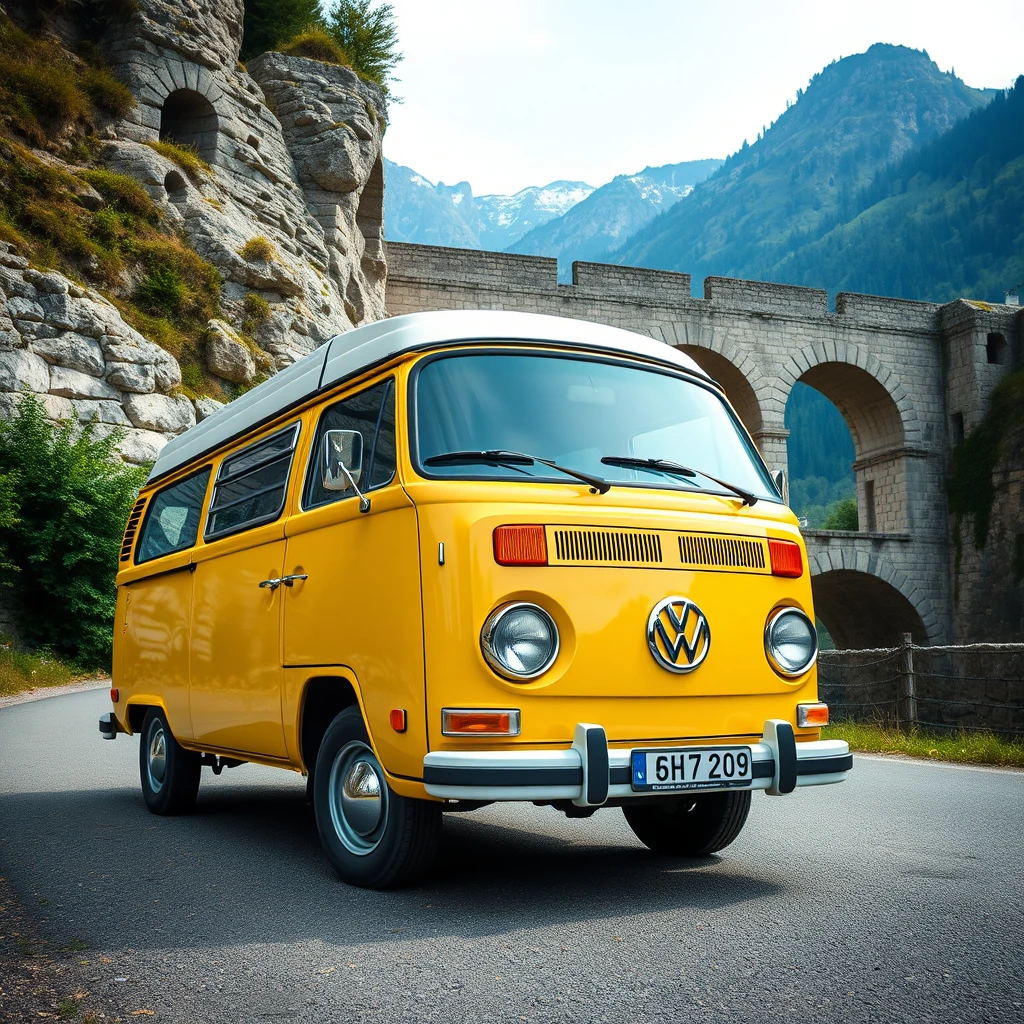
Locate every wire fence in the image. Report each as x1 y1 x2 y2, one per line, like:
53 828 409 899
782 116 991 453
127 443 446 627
817 636 1024 736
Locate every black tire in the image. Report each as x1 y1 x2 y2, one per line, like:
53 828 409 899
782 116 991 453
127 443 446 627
313 706 442 889
139 707 201 815
623 790 751 857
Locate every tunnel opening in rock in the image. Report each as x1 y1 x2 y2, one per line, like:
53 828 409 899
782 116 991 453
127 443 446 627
677 347 762 440
164 169 187 200
812 568 928 649
160 89 219 162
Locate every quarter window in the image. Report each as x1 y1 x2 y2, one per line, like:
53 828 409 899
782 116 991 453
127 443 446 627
206 423 300 539
304 379 396 509
135 467 211 564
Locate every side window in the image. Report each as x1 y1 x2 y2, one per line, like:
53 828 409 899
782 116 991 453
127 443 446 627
206 422 300 540
303 379 396 509
135 467 211 564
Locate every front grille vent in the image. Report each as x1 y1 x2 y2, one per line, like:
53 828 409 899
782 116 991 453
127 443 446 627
551 528 663 565
120 498 147 562
678 533 766 571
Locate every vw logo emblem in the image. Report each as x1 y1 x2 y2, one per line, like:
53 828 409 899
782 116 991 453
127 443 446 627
647 597 711 673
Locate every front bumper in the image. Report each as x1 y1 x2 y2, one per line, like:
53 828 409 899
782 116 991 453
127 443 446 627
423 719 851 807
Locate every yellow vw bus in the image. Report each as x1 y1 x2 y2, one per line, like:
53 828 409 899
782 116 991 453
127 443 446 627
100 310 851 888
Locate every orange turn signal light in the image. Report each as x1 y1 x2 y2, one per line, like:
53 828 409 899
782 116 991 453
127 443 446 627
493 525 548 566
441 709 521 737
110 688 119 703
769 538 803 578
390 708 407 733
797 702 829 728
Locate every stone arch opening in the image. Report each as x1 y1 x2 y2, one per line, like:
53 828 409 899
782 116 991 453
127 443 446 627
785 382 856 528
164 169 187 201
812 568 928 649
793 360 908 533
678 346 762 438
160 89 219 162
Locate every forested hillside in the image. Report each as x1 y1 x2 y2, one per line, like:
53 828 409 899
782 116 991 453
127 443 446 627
616 45 994 293
769 76 1024 300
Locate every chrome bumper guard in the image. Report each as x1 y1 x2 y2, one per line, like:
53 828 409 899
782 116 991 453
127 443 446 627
98 713 118 740
423 719 852 806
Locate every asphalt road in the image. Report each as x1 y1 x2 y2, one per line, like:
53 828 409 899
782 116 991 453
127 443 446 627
1 690 1022 1024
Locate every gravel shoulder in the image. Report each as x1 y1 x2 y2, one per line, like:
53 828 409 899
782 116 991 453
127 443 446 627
0 679 109 711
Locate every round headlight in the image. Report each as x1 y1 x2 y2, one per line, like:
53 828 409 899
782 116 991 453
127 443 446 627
764 607 818 677
481 603 559 680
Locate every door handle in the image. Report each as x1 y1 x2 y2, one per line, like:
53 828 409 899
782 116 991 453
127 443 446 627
281 574 308 587
259 578 282 591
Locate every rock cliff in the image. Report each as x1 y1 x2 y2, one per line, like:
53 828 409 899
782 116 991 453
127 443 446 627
0 0 387 463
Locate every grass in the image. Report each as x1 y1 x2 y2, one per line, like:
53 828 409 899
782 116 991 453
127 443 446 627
278 27 351 67
0 641 81 698
239 234 276 262
144 139 211 182
823 722 1024 768
0 138 223 396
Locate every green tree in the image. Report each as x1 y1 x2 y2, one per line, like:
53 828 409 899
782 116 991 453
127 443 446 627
323 0 402 91
0 395 148 668
241 0 325 61
821 497 859 531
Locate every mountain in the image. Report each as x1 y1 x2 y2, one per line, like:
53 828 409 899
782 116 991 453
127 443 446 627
509 159 721 277
616 45 996 292
382 159 593 249
766 75 1024 302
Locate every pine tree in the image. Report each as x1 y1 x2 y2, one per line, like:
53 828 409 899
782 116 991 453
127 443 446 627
323 0 402 91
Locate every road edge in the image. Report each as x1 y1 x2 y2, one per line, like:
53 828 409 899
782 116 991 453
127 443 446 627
0 679 110 710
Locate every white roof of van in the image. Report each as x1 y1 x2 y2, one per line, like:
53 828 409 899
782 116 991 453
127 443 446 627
148 310 710 483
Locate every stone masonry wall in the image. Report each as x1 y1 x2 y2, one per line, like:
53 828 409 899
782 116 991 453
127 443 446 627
386 241 1023 646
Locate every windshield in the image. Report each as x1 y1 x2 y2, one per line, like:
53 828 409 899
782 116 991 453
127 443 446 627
413 351 778 500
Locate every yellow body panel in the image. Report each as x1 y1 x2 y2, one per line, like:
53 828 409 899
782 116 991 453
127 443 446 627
112 345 818 790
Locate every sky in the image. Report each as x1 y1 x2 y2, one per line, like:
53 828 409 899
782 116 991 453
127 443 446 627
380 0 1023 196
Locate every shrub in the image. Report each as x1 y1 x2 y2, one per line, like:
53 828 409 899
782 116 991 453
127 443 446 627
239 235 276 262
241 0 325 61
0 395 148 669
278 27 351 66
81 67 134 117
145 139 211 182
821 497 859 531
78 168 159 220
243 291 272 325
134 265 186 318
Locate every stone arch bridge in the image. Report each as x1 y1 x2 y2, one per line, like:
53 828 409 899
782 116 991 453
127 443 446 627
385 242 1023 647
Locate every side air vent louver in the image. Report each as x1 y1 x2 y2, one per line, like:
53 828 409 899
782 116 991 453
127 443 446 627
678 533 766 571
550 528 663 566
120 498 147 562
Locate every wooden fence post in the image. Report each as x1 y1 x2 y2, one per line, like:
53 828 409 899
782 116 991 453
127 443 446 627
898 632 917 732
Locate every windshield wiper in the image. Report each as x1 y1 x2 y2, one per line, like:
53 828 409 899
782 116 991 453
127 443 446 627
424 450 611 494
600 456 758 506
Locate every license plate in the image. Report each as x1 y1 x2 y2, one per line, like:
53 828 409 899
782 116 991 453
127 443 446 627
631 746 753 792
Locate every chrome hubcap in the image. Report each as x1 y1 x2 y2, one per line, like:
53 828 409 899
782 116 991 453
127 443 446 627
328 741 388 855
147 723 167 793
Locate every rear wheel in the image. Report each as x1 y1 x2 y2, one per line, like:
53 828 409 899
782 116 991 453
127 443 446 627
139 707 201 815
623 790 751 856
313 706 442 888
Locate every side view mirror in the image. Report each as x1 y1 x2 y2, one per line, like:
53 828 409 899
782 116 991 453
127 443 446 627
771 468 788 503
322 429 371 512
322 429 363 490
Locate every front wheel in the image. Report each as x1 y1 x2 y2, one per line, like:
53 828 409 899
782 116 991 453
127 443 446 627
623 790 751 856
313 706 442 888
139 707 201 815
